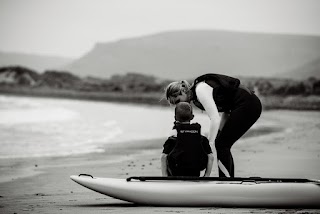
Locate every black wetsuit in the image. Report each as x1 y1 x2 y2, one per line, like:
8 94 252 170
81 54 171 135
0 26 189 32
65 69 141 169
191 74 262 177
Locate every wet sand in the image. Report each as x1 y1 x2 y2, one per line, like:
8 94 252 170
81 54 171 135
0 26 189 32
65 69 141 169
1 110 320 213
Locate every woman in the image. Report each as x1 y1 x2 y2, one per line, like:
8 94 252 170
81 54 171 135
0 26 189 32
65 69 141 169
165 73 262 177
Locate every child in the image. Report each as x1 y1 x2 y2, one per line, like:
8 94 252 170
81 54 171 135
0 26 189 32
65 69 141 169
161 102 214 177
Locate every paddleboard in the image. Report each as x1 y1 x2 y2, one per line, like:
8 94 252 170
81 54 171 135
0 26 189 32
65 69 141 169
70 174 320 207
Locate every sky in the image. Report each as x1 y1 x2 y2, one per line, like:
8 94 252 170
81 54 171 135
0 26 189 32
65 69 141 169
0 0 320 58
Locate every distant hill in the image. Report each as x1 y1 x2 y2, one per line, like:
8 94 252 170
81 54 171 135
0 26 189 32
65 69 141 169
0 51 74 72
64 30 320 80
280 58 320 79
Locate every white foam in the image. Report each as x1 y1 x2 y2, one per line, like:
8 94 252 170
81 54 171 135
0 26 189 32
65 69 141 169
0 107 78 125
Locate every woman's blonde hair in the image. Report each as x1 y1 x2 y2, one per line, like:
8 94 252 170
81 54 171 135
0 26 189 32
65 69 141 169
164 80 191 104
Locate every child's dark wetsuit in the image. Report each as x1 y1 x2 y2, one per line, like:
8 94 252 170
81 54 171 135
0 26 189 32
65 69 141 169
191 74 262 177
163 123 212 177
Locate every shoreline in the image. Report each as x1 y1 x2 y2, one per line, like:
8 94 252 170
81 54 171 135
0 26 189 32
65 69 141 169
1 89 320 111
0 120 284 184
0 137 166 184
1 110 320 213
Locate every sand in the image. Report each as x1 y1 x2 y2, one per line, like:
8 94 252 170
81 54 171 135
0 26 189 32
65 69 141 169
1 110 320 213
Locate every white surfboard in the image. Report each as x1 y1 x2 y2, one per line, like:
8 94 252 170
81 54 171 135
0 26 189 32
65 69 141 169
70 174 320 207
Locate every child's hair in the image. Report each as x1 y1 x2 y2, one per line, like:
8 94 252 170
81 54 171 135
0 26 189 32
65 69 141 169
165 80 191 105
175 102 193 122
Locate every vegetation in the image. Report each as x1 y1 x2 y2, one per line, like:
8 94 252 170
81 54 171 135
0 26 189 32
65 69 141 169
0 66 320 110
242 77 320 96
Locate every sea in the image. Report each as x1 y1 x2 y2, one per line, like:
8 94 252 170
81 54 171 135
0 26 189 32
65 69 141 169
0 95 210 159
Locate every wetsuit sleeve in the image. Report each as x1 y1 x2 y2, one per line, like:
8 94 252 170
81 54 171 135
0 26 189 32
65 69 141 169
162 137 176 154
195 82 220 143
201 136 212 154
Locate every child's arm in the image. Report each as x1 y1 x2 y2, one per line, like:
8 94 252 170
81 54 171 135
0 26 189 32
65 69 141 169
203 153 214 177
160 153 168 176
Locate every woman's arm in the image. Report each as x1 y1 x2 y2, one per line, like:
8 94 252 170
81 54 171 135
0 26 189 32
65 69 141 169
160 153 168 176
204 153 214 177
195 82 220 143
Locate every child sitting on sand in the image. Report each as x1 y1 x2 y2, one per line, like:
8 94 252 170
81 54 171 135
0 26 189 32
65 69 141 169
161 102 214 177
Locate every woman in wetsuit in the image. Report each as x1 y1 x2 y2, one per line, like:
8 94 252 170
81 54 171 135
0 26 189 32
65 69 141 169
164 74 262 177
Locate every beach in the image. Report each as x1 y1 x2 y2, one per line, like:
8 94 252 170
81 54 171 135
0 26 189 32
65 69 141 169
0 97 320 213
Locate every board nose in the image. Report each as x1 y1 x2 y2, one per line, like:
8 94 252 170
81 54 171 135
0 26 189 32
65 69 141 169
70 174 95 182
70 175 78 181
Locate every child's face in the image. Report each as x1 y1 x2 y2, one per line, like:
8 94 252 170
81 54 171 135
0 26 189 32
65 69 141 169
171 91 189 105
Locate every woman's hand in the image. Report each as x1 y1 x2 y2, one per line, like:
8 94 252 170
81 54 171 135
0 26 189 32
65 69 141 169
160 153 168 176
203 153 214 177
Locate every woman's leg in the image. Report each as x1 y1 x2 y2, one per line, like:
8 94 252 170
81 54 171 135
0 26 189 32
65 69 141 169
215 94 262 177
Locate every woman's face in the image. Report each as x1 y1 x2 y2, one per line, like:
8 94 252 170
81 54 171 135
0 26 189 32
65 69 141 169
171 91 190 105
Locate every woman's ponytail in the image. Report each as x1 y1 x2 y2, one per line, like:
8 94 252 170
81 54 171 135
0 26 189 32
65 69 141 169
180 80 191 91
